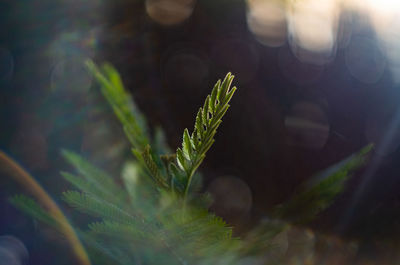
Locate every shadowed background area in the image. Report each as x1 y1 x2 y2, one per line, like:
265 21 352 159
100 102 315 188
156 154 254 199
2 0 400 264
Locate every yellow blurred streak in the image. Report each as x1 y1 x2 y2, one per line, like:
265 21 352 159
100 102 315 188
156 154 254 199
0 151 91 265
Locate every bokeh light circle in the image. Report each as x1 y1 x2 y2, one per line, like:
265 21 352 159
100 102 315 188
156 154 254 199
288 0 338 53
163 47 209 93
278 47 324 85
207 175 252 220
0 47 14 82
211 39 260 84
345 35 386 84
11 125 49 170
285 101 330 150
146 0 196 26
246 0 287 47
0 236 28 265
50 57 92 94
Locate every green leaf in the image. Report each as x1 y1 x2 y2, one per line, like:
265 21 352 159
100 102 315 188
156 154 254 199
182 129 194 160
141 145 169 189
169 163 186 192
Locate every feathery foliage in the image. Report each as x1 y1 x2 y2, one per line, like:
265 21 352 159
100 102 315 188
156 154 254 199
85 61 149 150
9 61 373 265
273 144 373 224
10 194 57 227
175 73 237 198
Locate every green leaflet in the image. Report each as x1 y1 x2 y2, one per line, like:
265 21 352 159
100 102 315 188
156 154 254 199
133 145 169 189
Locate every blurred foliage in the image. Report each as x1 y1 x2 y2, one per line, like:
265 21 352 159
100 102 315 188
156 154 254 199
273 144 373 224
10 61 371 265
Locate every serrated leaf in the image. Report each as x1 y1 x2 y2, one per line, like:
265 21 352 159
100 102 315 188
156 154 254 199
176 148 189 172
142 145 168 189
210 80 220 111
218 73 234 104
202 96 210 126
182 129 194 160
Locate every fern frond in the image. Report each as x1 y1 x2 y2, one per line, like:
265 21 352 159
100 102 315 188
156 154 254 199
173 73 237 198
61 150 123 201
82 231 133 265
9 195 57 227
273 144 373 223
61 172 113 201
86 60 173 194
156 203 238 260
88 221 147 240
85 60 149 150
137 145 169 189
87 219 187 265
62 191 142 225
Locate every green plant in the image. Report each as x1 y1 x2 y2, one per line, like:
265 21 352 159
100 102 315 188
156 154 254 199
9 61 372 265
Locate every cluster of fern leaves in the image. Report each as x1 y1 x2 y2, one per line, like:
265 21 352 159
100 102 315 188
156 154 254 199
10 61 372 265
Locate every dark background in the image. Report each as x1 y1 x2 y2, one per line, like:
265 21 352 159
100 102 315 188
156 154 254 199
2 0 400 264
